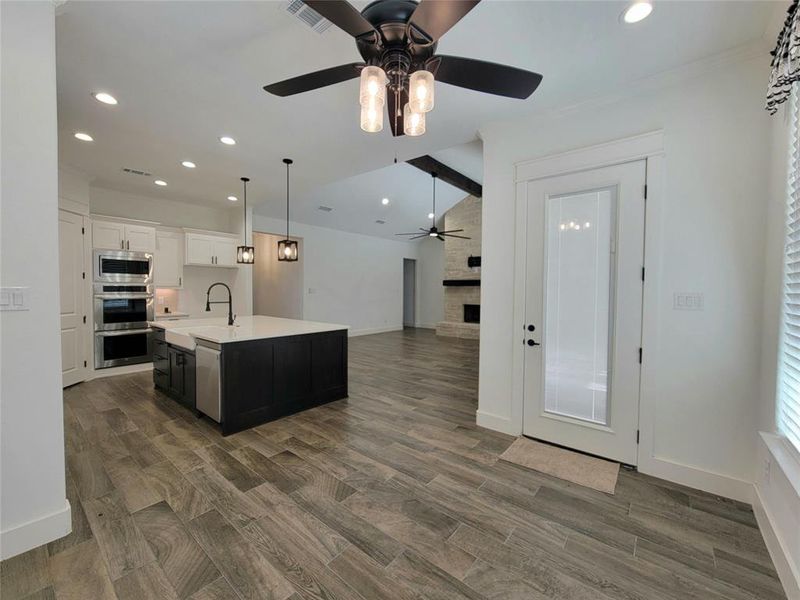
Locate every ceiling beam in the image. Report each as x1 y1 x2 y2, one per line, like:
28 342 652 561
406 155 482 198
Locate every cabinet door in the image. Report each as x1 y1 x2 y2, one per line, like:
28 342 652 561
154 232 183 287
168 347 184 398
125 225 156 253
185 234 214 265
92 221 125 250
214 238 238 267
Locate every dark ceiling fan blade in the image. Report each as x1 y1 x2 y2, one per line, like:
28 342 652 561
264 63 364 97
408 0 481 43
411 234 430 240
439 229 464 234
386 87 408 137
428 55 542 99
437 235 445 241
441 233 471 239
395 232 424 236
302 0 377 39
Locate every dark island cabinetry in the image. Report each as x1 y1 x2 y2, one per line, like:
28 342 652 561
153 330 196 409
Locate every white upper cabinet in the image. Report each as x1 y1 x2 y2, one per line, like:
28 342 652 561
154 230 184 288
92 221 125 250
124 224 157 253
92 219 156 253
184 230 238 267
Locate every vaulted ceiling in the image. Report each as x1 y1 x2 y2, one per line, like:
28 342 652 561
56 0 773 238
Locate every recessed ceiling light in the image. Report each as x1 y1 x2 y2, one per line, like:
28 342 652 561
219 136 236 146
92 92 118 105
154 179 167 186
428 212 435 219
227 196 238 202
622 0 652 23
181 160 196 169
381 198 389 205
74 132 93 142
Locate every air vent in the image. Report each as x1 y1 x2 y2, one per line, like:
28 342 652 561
284 0 332 33
375 219 386 225
122 167 153 177
318 205 333 212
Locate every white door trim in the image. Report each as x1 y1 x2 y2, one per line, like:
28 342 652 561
512 131 664 470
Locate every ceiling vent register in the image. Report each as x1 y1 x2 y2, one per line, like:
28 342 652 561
317 205 333 212
122 167 153 177
285 0 332 34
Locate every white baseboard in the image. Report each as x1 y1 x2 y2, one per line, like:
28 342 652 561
638 455 753 503
476 410 520 436
413 323 437 330
348 326 403 337
0 500 71 560
753 485 800 600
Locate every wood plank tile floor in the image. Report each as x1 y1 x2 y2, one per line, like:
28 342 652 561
1 329 787 600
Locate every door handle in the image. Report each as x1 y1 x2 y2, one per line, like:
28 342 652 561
527 339 540 347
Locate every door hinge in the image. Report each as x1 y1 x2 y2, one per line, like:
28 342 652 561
638 347 643 363
81 226 85 234
84 360 87 368
82 271 86 280
83 315 86 324
641 267 645 282
636 430 640 444
643 184 648 200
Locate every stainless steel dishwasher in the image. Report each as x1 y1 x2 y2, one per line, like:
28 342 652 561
195 343 221 422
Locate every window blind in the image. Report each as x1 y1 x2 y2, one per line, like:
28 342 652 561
779 84 800 453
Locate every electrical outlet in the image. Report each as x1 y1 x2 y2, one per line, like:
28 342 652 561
673 292 704 311
158 296 165 305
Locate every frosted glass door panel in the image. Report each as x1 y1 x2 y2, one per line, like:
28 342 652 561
543 188 615 425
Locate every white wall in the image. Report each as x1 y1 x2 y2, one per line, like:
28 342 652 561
416 238 445 328
252 231 304 319
253 215 425 336
478 48 772 500
1 0 71 559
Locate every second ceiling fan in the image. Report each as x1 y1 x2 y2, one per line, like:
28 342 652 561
264 0 543 137
396 173 470 241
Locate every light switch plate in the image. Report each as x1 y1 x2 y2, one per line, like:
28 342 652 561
673 292 704 311
0 287 30 311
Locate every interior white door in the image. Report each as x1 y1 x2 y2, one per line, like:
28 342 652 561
59 210 89 387
522 160 646 465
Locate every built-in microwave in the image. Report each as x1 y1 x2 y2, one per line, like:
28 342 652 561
93 250 153 284
95 328 154 369
93 284 154 331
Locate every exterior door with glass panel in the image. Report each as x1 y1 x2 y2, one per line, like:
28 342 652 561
522 160 646 465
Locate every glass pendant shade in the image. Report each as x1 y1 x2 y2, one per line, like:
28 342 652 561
237 245 255 264
277 239 298 262
360 98 383 133
236 176 254 264
409 70 434 113
403 103 426 136
359 66 386 107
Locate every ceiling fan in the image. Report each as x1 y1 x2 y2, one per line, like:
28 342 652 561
264 0 543 137
396 173 470 241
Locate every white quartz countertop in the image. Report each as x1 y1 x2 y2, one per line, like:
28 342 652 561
150 315 348 346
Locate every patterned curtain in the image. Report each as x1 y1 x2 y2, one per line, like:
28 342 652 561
766 0 799 115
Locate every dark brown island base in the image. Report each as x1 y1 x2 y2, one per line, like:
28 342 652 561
151 316 348 435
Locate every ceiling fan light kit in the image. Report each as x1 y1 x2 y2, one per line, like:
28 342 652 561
264 0 543 138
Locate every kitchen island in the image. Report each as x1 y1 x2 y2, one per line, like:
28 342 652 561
151 316 348 435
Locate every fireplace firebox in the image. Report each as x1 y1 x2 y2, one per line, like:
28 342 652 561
464 304 480 324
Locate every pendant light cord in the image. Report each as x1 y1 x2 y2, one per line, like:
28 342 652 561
432 173 436 225
240 176 250 246
285 161 290 239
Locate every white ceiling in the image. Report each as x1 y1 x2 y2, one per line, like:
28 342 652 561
56 0 773 238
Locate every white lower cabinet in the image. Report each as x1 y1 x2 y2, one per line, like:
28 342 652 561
154 230 184 287
185 231 239 267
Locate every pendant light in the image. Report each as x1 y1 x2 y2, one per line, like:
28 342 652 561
236 177 255 264
278 158 298 262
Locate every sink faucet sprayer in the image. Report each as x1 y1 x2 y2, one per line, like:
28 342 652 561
205 282 235 326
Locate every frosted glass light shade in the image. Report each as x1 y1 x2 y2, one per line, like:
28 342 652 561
278 239 298 262
403 103 425 136
409 70 434 113
359 66 386 107
360 99 383 133
237 245 255 264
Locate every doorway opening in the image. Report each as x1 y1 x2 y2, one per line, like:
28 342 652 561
403 258 416 328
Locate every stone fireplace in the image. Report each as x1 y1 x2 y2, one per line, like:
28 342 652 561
436 195 481 340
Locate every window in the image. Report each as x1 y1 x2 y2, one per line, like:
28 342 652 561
779 84 800 453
